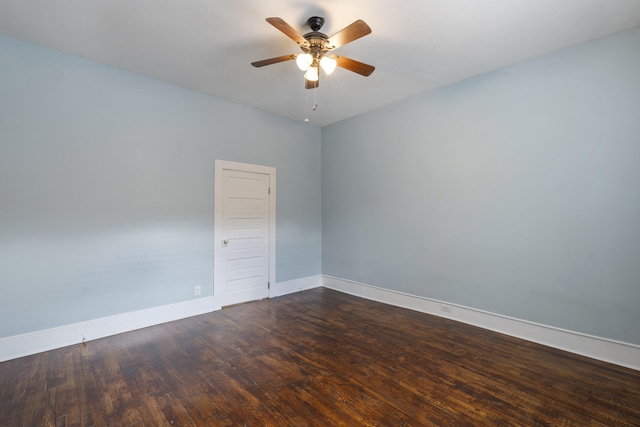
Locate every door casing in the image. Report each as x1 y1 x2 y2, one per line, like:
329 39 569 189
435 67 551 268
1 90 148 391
214 159 276 310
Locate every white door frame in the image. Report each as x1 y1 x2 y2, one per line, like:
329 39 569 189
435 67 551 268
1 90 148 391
213 159 276 310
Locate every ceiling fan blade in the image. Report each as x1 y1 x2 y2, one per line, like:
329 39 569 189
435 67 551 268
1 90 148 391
335 56 375 76
251 54 296 68
266 17 309 47
327 20 371 49
305 79 319 89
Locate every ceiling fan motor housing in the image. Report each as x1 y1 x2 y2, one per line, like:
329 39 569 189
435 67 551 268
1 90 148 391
302 17 330 56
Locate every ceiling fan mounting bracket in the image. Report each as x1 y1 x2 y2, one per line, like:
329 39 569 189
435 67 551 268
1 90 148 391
306 16 325 32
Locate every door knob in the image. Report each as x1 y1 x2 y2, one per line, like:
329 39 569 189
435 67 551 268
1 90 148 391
223 239 229 246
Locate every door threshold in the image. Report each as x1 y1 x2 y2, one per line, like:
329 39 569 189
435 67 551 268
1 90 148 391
222 297 269 310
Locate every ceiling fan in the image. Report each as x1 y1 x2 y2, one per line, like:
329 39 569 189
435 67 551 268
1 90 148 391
251 16 375 89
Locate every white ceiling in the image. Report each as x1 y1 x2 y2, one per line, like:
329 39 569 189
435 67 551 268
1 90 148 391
2 1 640 126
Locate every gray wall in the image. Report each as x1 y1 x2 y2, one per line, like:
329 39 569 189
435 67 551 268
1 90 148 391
322 27 640 345
0 35 322 337
3 25 639 347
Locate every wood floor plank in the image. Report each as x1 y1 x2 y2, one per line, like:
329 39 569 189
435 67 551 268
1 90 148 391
2 288 640 426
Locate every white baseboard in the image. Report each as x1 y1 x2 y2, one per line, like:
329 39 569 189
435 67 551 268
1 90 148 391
272 274 323 298
322 275 640 371
0 297 215 362
0 274 322 362
5 274 636 371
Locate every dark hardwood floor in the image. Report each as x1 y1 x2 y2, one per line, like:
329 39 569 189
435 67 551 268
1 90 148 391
1 288 639 426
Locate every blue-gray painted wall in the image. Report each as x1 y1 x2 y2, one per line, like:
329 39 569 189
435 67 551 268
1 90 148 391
3 26 639 346
0 35 322 337
322 27 640 345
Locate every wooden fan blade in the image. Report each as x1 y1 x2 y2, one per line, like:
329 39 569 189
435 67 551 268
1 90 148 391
335 56 375 76
305 79 319 89
251 54 296 67
266 17 309 47
327 20 371 49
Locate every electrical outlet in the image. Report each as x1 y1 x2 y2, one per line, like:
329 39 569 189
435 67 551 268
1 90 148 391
194 285 201 296
441 304 452 313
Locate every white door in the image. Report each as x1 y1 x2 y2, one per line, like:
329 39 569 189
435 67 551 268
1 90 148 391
214 160 275 308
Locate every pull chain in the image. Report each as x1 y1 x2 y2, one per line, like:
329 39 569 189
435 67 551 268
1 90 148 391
304 92 310 122
304 83 318 123
313 85 318 111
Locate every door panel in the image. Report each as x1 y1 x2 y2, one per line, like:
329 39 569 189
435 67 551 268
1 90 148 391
222 169 270 306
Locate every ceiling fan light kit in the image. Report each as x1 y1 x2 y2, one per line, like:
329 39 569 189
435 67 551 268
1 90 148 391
304 65 319 82
320 56 337 74
251 16 375 89
296 53 313 70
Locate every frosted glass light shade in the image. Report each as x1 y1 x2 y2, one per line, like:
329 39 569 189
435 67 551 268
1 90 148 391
296 53 313 71
304 66 319 82
320 56 337 75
